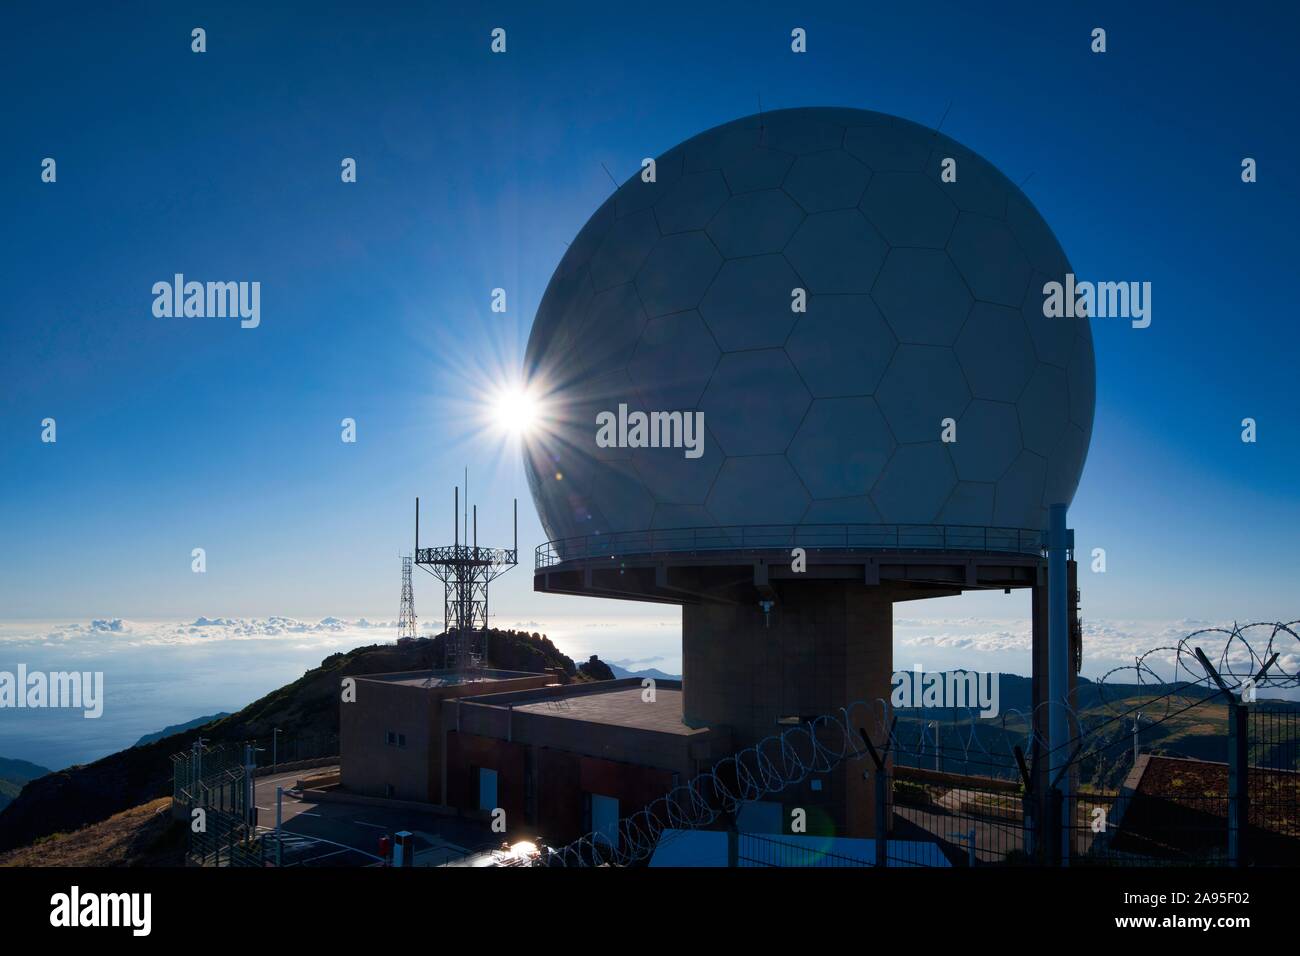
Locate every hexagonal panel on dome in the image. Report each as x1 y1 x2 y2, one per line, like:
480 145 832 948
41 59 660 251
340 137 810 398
614 151 684 219
699 254 802 351
528 267 596 384
937 481 995 526
785 295 896 398
636 232 722 317
955 302 1037 403
758 111 846 154
684 120 762 171
994 450 1047 528
1067 328 1096 430
1043 423 1088 508
924 141 1013 220
1017 365 1070 456
873 248 973 346
721 147 796 194
575 282 647 375
706 455 811 526
652 503 718 529
527 435 614 533
700 350 811 456
1006 193 1071 277
654 170 730 235
844 125 931 172
876 345 971 443
949 400 1022 483
630 420 723 506
628 310 719 411
783 150 871 213
788 397 894 498
554 367 639 462
587 458 657 534
860 171 958 248
784 209 888 294
706 189 805 258
948 214 1032 308
800 495 884 525
588 208 660 291
550 196 615 282
1022 271 1081 369
870 442 957 524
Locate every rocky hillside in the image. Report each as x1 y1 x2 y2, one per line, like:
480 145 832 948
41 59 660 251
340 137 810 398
0 798 183 867
0 628 582 853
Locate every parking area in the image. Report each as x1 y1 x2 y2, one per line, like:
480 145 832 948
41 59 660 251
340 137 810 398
253 767 499 867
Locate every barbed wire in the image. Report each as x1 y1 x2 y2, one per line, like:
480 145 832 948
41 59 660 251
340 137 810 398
541 620 1299 866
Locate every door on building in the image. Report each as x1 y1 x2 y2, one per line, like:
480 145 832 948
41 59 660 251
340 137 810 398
478 767 498 812
590 793 620 848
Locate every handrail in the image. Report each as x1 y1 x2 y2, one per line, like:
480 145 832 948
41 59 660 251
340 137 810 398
534 522 1045 570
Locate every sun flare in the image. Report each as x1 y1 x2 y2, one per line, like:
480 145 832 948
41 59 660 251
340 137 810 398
490 384 541 436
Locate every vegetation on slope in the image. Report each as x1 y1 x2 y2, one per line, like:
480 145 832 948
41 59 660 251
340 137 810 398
0 798 183 867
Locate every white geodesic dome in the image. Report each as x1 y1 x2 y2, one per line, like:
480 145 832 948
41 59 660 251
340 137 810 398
524 107 1094 552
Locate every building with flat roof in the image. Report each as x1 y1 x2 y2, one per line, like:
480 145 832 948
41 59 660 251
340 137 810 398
339 668 553 803
444 678 732 844
340 670 734 846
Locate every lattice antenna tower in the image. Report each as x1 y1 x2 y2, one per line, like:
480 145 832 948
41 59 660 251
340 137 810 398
414 480 518 671
397 554 418 643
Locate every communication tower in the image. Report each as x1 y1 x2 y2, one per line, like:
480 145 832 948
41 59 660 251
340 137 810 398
414 484 518 670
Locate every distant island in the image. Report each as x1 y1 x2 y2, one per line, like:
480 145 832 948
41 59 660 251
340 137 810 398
134 713 232 747
0 757 52 812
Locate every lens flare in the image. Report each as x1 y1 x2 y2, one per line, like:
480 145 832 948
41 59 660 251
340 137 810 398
491 384 540 436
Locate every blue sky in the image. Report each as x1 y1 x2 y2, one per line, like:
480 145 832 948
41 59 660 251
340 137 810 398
3 2 1298 667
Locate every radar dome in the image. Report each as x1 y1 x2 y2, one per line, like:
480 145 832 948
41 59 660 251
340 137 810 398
524 108 1094 551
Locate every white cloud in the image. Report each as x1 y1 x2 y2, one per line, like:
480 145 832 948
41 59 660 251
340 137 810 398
0 616 403 651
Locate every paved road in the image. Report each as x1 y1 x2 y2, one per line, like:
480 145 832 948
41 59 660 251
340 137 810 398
252 767 499 867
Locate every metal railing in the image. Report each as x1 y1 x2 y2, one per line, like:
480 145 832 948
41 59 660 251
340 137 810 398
536 522 1044 569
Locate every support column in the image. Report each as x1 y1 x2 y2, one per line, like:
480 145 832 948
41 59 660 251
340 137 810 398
682 580 893 838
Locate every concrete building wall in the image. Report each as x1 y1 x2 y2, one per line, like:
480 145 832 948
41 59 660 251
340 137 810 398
682 581 894 838
340 679 436 802
339 671 552 803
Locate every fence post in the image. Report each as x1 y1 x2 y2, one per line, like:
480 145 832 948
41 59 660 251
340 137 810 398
1194 646 1275 867
1044 787 1063 867
858 720 895 868
874 767 887 868
1228 699 1248 867
275 786 284 867
1013 745 1036 863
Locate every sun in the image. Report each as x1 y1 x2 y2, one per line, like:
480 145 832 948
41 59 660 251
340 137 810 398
490 383 541 436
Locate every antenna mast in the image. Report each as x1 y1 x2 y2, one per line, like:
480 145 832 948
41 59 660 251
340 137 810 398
397 555 417 643
414 471 519 672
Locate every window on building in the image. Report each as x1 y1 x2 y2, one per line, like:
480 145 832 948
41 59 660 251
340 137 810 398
397 733 406 748
385 731 396 746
